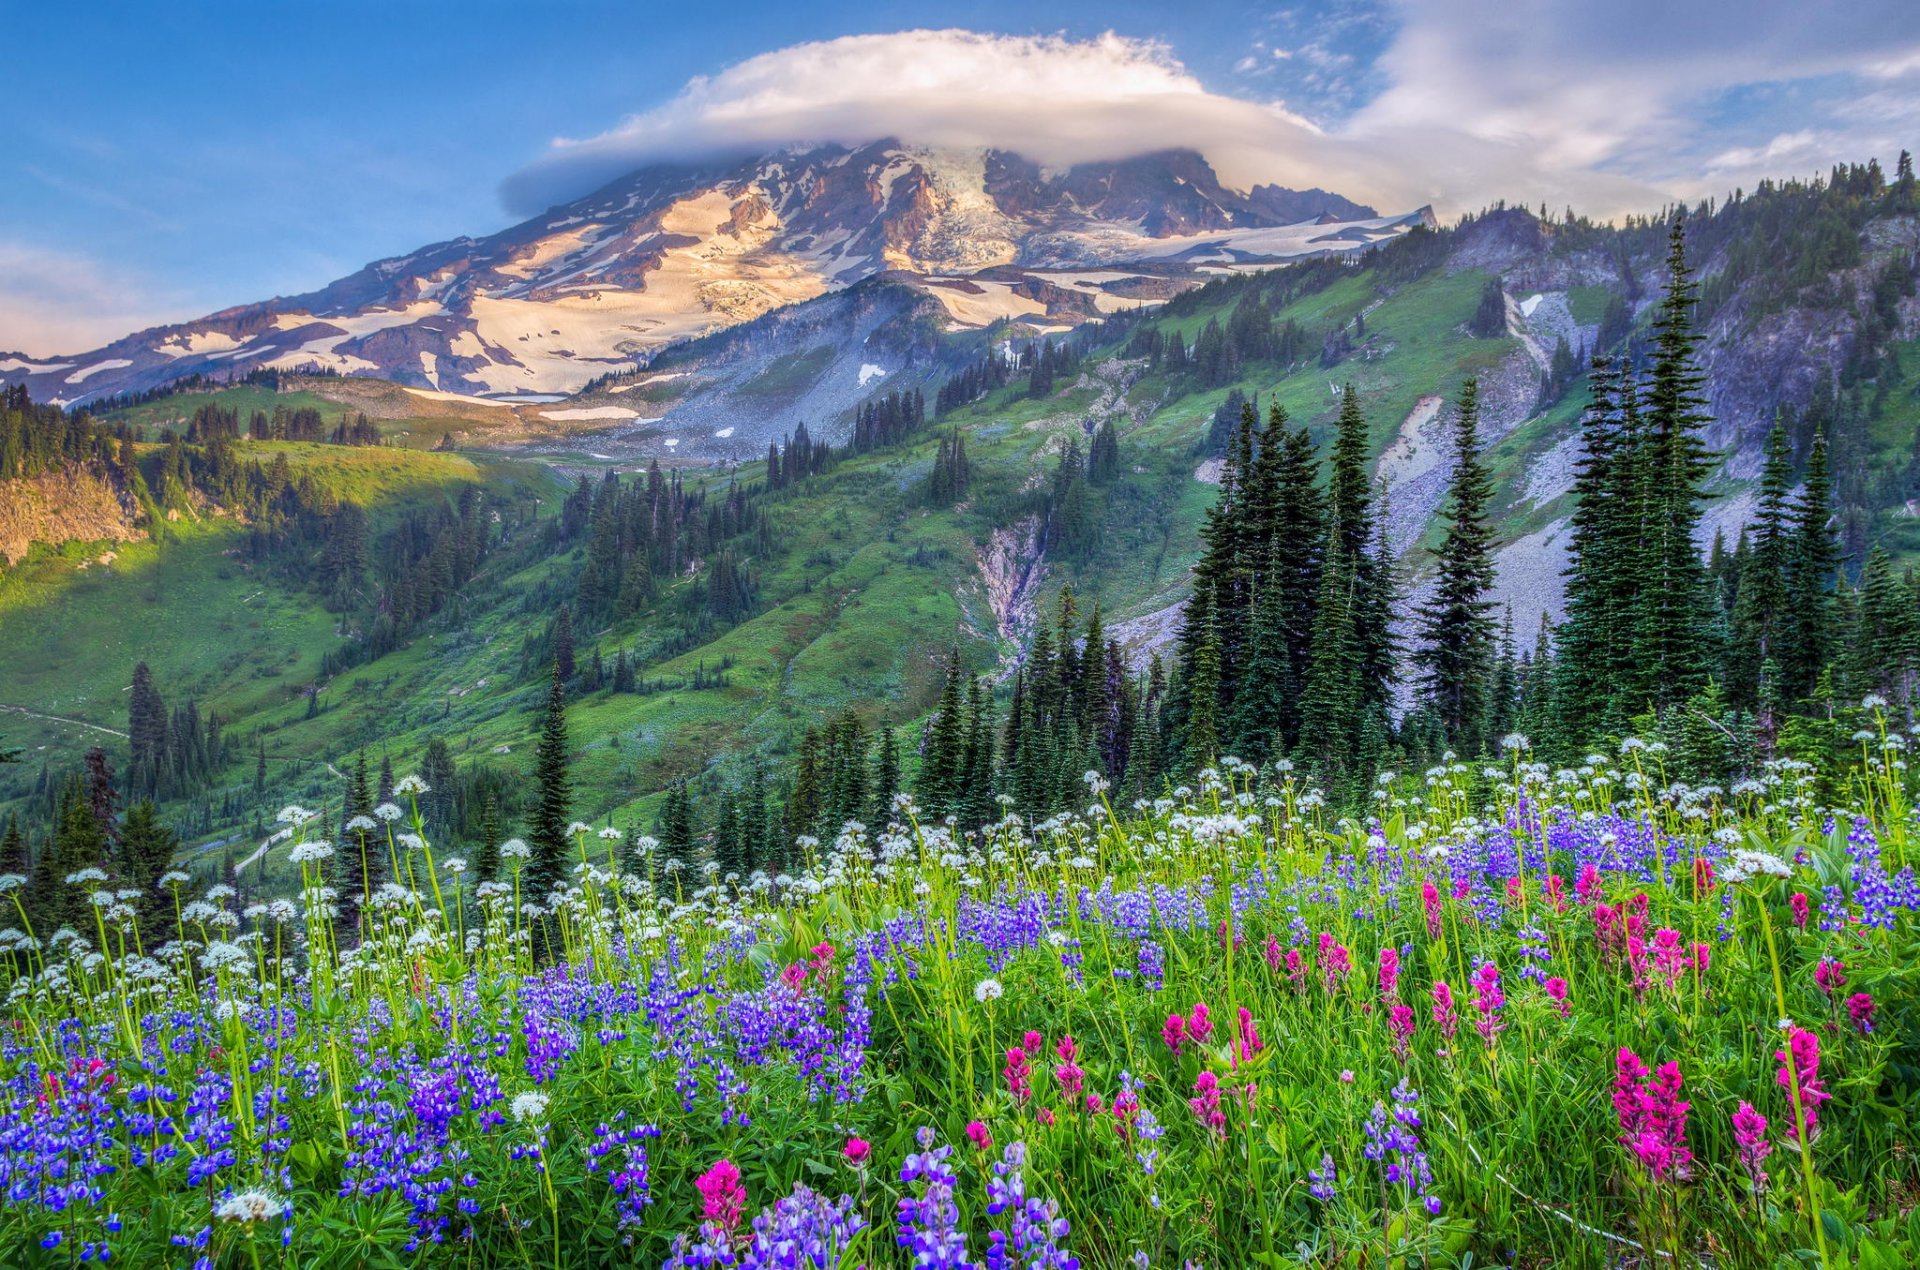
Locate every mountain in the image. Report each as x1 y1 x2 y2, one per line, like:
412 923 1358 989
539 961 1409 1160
6 155 1917 879
1 143 1427 408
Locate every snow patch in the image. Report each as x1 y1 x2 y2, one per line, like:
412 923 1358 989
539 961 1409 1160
539 406 641 421
858 363 886 386
0 356 74 374
65 359 133 385
713 427 735 438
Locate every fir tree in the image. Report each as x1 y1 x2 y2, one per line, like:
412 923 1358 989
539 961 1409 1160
525 661 573 900
553 605 576 684
117 801 177 928
1629 217 1718 710
918 649 966 816
1781 433 1838 704
473 794 503 883
1414 378 1499 752
871 726 901 825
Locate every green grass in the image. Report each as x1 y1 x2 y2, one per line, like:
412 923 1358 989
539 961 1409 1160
735 345 836 400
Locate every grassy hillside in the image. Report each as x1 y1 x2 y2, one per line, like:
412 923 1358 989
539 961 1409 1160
8 195 1920 887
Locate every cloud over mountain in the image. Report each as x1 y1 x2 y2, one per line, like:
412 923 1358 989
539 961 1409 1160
506 14 1920 224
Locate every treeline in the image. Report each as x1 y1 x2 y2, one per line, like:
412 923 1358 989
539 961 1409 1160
184 401 383 446
563 462 767 628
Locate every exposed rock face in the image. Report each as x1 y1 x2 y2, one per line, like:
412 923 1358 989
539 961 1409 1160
0 463 143 565
4 144 1413 406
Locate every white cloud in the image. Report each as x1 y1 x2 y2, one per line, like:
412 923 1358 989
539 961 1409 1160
506 17 1920 226
502 30 1337 214
0 242 185 358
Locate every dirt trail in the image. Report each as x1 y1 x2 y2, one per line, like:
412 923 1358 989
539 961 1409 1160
0 703 128 740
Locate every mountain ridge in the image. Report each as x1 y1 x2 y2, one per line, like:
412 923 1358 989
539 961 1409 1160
1 143 1421 408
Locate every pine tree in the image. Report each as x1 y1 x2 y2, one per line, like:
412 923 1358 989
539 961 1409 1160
1729 422 1796 716
1414 379 1499 752
871 726 901 825
1551 356 1637 747
525 661 573 900
917 649 966 815
1298 532 1361 773
117 800 177 929
473 794 503 883
1629 217 1718 710
1781 433 1838 705
553 605 576 684
128 661 168 799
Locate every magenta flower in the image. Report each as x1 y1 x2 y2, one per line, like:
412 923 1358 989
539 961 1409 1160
1420 880 1443 939
1388 1004 1415 1060
1730 1101 1771 1193
1468 962 1505 1042
779 962 808 993
1614 1048 1693 1181
1847 992 1876 1034
1161 1013 1188 1055
1544 976 1570 1018
1775 1027 1831 1142
1378 946 1401 1001
1575 862 1601 906
1814 958 1847 996
1022 1030 1043 1053
1430 981 1457 1040
1003 1046 1033 1102
1234 1006 1264 1066
965 1119 991 1151
1283 948 1305 991
1188 1071 1227 1138
695 1158 746 1232
1545 873 1568 912
1316 932 1352 994
1790 891 1810 929
842 1136 871 1168
1054 1034 1084 1098
1263 934 1284 975
1187 1001 1213 1043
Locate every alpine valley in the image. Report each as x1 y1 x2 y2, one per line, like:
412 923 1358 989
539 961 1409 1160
3 141 1919 888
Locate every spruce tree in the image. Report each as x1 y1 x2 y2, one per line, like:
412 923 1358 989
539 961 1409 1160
525 661 573 900
871 726 901 825
1729 422 1796 717
1298 532 1361 773
1629 217 1718 710
128 661 168 799
1414 379 1499 752
117 800 177 929
917 649 966 816
473 794 503 883
1781 433 1838 704
1551 356 1636 748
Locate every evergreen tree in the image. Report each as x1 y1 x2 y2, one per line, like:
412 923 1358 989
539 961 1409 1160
553 605 576 684
1629 217 1718 710
1298 532 1361 773
525 662 573 900
1781 433 1838 704
871 726 901 825
473 794 503 883
918 649 966 816
1728 422 1796 716
128 661 168 799
117 800 177 929
1414 378 1499 751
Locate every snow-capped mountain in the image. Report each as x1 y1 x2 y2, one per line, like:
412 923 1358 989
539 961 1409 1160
4 143 1430 405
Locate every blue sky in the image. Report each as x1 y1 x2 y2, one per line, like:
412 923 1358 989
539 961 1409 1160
5 1 1917 354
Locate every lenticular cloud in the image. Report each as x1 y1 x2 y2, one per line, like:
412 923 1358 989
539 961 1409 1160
499 29 1334 214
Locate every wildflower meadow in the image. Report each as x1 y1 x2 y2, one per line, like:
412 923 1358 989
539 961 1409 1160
2 725 1918 1268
